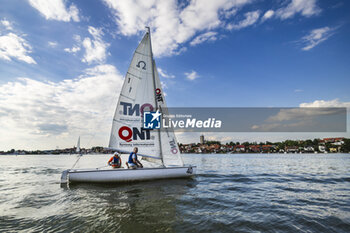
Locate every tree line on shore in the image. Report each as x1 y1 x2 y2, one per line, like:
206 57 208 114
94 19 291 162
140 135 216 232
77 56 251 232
179 138 350 153
1 138 350 155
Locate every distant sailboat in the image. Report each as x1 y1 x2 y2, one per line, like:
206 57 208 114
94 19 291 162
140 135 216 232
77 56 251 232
76 136 80 154
61 28 196 184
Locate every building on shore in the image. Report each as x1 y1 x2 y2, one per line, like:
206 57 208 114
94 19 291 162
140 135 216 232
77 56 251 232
200 135 205 144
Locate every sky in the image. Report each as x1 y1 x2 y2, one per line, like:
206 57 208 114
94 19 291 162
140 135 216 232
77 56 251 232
0 0 349 151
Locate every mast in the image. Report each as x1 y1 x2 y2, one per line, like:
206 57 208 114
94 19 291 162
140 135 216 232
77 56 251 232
147 26 164 166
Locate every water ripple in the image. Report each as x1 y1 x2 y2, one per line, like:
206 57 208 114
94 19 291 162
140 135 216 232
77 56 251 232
0 154 350 232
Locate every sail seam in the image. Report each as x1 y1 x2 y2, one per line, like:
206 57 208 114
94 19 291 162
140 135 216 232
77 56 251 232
120 94 135 101
127 72 142 80
135 51 149 56
113 119 134 126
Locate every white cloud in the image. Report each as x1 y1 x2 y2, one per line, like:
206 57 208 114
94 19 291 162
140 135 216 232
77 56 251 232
161 81 167 89
300 99 350 108
73 34 81 42
0 64 124 150
227 10 260 30
64 34 82 54
103 0 253 57
247 99 350 133
48 41 58 47
103 0 321 56
261 10 274 21
276 0 321 20
294 89 303 92
266 108 342 122
0 19 36 64
190 31 218 46
64 46 81 53
0 32 36 64
81 26 110 64
185 70 199 81
1 19 13 30
157 67 175 79
223 8 238 19
249 107 346 132
28 0 80 22
300 26 335 51
62 27 109 62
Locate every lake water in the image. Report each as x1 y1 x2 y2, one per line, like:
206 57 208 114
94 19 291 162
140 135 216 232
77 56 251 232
0 153 349 232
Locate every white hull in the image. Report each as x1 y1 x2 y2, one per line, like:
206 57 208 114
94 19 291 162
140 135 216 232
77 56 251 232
61 166 196 184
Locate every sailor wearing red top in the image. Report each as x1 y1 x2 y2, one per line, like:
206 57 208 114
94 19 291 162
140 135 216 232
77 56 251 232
108 152 121 168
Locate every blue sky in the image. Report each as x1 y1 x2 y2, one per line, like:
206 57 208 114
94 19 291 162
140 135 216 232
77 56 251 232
0 0 349 150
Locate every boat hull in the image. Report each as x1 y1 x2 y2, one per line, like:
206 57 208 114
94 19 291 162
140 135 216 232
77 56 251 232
62 166 196 184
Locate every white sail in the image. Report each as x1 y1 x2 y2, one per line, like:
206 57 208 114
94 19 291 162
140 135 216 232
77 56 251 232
109 28 184 167
76 136 80 153
153 62 184 166
109 30 161 160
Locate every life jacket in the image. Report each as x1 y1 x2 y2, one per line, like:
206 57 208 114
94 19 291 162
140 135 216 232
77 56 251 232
108 156 120 167
128 152 137 163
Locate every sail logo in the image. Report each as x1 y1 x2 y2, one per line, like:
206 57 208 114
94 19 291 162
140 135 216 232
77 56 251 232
136 61 146 70
143 110 161 129
155 88 163 103
169 138 178 154
118 126 151 142
120 102 154 116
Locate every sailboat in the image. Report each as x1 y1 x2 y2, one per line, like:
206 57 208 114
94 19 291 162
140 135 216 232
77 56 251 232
61 27 196 184
76 136 81 155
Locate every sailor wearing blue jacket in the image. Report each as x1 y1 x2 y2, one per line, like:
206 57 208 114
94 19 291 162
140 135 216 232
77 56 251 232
126 147 143 169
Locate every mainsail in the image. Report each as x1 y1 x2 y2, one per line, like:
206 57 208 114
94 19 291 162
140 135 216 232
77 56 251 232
108 28 183 167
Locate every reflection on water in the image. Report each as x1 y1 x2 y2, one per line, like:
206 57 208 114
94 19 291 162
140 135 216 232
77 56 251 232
64 179 197 232
0 154 349 232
